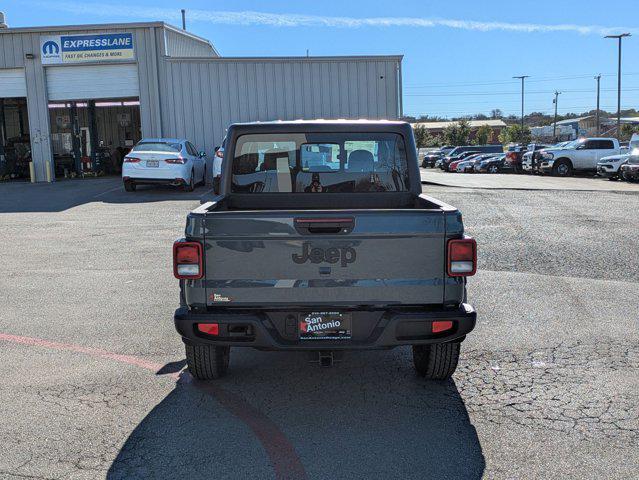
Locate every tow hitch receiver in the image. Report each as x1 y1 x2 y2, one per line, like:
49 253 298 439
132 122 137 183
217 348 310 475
309 350 336 367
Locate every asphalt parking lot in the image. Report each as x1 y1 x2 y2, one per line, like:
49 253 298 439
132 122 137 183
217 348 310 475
0 177 637 479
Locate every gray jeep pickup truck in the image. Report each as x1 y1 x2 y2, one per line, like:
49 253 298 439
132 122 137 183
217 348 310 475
173 120 477 380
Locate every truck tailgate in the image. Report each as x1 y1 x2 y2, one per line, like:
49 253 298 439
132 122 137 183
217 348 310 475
202 210 447 307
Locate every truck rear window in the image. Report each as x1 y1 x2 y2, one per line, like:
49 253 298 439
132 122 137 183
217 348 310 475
231 133 409 193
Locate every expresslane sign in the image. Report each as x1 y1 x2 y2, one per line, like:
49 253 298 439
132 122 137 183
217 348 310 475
40 33 135 64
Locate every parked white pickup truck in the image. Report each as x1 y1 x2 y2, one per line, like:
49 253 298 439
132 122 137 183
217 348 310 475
538 137 621 176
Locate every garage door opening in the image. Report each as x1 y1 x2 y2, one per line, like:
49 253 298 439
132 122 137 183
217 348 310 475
48 98 141 178
0 97 30 181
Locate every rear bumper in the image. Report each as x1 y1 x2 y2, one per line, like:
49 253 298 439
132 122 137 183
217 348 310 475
123 177 186 186
122 163 190 182
174 304 476 350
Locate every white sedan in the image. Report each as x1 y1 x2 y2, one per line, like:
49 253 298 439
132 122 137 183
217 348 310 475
122 138 206 192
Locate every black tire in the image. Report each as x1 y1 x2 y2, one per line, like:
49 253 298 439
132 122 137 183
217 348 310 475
186 344 230 380
552 159 572 177
124 181 136 192
413 342 460 380
618 168 626 181
184 172 195 192
488 164 499 174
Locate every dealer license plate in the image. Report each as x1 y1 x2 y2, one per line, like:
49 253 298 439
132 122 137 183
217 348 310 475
146 160 159 167
299 312 352 340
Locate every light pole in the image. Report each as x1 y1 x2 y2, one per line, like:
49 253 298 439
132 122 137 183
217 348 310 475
552 91 561 140
512 75 529 134
594 74 601 136
604 33 631 139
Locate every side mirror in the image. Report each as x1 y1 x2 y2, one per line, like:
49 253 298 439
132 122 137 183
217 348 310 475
199 151 207 158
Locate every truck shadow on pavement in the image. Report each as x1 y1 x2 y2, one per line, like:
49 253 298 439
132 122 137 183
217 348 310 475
0 177 213 213
107 349 485 480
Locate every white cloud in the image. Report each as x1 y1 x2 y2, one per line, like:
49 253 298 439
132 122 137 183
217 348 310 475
35 2 636 36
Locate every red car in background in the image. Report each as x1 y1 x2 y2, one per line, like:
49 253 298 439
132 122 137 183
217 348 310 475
505 144 525 173
448 159 464 172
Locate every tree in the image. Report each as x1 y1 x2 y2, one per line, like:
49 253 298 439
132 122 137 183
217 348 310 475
474 124 493 145
498 124 531 145
413 125 430 148
620 123 639 141
428 134 443 147
491 109 503 119
413 125 443 148
443 119 471 146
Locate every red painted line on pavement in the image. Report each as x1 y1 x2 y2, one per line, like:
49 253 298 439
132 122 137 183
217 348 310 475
0 333 166 372
0 332 307 480
194 380 307 480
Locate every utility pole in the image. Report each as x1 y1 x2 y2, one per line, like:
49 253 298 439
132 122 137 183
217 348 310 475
181 9 186 30
604 33 631 139
512 75 529 134
552 91 561 140
594 74 601 136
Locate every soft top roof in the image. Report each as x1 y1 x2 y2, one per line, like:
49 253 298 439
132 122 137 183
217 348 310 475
227 119 412 135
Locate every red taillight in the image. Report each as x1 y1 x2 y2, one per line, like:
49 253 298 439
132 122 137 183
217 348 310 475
197 323 219 335
432 320 453 333
215 149 224 158
165 157 186 164
447 237 477 277
123 156 141 163
173 241 203 279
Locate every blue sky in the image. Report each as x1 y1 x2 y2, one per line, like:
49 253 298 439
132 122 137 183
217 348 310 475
5 0 639 119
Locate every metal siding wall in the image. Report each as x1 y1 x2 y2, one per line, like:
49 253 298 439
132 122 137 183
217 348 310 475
164 28 217 57
23 33 53 182
135 27 162 139
0 33 26 68
158 57 400 153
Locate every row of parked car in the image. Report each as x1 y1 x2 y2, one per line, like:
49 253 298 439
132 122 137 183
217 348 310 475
422 144 511 174
421 134 639 181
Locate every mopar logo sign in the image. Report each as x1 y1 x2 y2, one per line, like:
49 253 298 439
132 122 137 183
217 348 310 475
40 33 135 64
42 40 60 57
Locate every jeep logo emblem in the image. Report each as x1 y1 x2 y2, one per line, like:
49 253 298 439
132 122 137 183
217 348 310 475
292 243 356 267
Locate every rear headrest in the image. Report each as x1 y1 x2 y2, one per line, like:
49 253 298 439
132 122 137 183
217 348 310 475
348 150 374 172
261 149 290 171
233 153 259 174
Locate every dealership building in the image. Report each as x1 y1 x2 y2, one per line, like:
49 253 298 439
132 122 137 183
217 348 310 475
0 16 403 182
